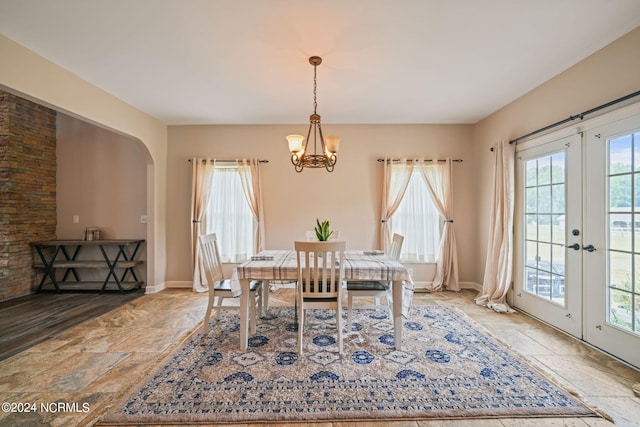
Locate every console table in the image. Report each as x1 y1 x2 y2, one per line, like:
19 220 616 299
30 239 144 293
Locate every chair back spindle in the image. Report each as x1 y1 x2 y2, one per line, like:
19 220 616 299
295 241 345 298
389 233 404 261
294 240 346 354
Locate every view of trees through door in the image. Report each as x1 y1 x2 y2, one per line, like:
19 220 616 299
515 104 640 369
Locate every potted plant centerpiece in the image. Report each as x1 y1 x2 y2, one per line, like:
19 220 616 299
315 219 333 241
315 219 333 258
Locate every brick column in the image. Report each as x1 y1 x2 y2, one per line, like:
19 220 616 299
0 90 57 301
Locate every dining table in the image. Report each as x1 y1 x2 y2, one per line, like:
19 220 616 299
233 249 412 351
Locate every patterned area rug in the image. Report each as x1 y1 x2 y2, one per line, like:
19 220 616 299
102 305 598 424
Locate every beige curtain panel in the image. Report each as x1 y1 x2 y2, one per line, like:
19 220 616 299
418 158 459 291
476 141 516 313
237 158 266 254
190 158 215 292
379 158 413 251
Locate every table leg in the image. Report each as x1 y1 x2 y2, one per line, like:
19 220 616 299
239 278 250 351
34 245 62 292
392 279 403 350
119 241 141 283
99 244 125 293
60 245 81 282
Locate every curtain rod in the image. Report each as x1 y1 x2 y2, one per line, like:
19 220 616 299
377 158 463 163
505 89 640 148
187 159 269 163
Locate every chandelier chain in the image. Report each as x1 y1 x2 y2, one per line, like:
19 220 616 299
313 63 318 114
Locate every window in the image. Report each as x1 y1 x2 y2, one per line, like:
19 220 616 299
204 165 256 263
389 165 441 263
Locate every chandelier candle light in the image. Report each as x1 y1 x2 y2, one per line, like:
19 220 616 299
287 56 341 172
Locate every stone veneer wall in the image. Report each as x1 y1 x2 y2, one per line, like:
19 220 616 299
0 90 57 302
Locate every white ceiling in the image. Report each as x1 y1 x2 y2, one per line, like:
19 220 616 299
1 0 639 125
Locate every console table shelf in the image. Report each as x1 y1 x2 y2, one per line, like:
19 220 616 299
30 239 145 294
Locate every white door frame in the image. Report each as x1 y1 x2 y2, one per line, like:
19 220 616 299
514 132 582 338
513 101 640 368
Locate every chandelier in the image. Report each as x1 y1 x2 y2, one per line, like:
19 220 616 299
286 56 341 172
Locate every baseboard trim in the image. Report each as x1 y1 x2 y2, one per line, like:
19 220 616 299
165 281 192 289
144 282 166 294
460 281 481 291
413 281 481 292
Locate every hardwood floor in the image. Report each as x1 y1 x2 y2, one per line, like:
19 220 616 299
0 290 143 361
0 288 639 426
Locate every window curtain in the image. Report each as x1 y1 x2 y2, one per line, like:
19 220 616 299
237 159 266 253
392 168 441 262
475 141 516 313
380 158 413 251
206 161 255 263
417 158 459 291
190 157 214 292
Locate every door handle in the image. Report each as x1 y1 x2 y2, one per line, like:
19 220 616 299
565 243 580 250
583 244 596 252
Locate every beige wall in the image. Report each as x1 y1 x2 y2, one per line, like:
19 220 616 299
56 114 148 282
166 124 476 285
0 34 168 289
472 26 640 285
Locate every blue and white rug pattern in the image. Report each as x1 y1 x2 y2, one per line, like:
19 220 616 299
105 305 597 423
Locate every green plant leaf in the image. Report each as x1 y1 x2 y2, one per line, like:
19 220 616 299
315 219 332 241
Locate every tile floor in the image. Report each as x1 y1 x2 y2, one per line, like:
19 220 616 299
0 288 639 426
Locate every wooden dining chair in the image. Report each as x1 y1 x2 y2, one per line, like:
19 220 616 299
199 233 263 335
346 233 404 331
295 240 346 355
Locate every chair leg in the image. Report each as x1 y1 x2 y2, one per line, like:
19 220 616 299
347 292 354 332
337 304 343 355
261 281 269 317
203 289 215 335
249 290 257 334
297 299 304 355
255 285 262 319
215 296 224 320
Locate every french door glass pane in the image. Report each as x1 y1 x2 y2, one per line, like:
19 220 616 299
524 153 566 305
609 288 632 330
607 132 639 335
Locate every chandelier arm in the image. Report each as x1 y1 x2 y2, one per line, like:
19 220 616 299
306 121 314 157
316 121 327 154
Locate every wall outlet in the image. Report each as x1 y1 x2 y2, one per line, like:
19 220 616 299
140 215 148 224
72 215 79 224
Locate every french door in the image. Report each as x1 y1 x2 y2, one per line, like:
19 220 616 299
514 133 583 338
584 114 640 368
515 105 640 368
